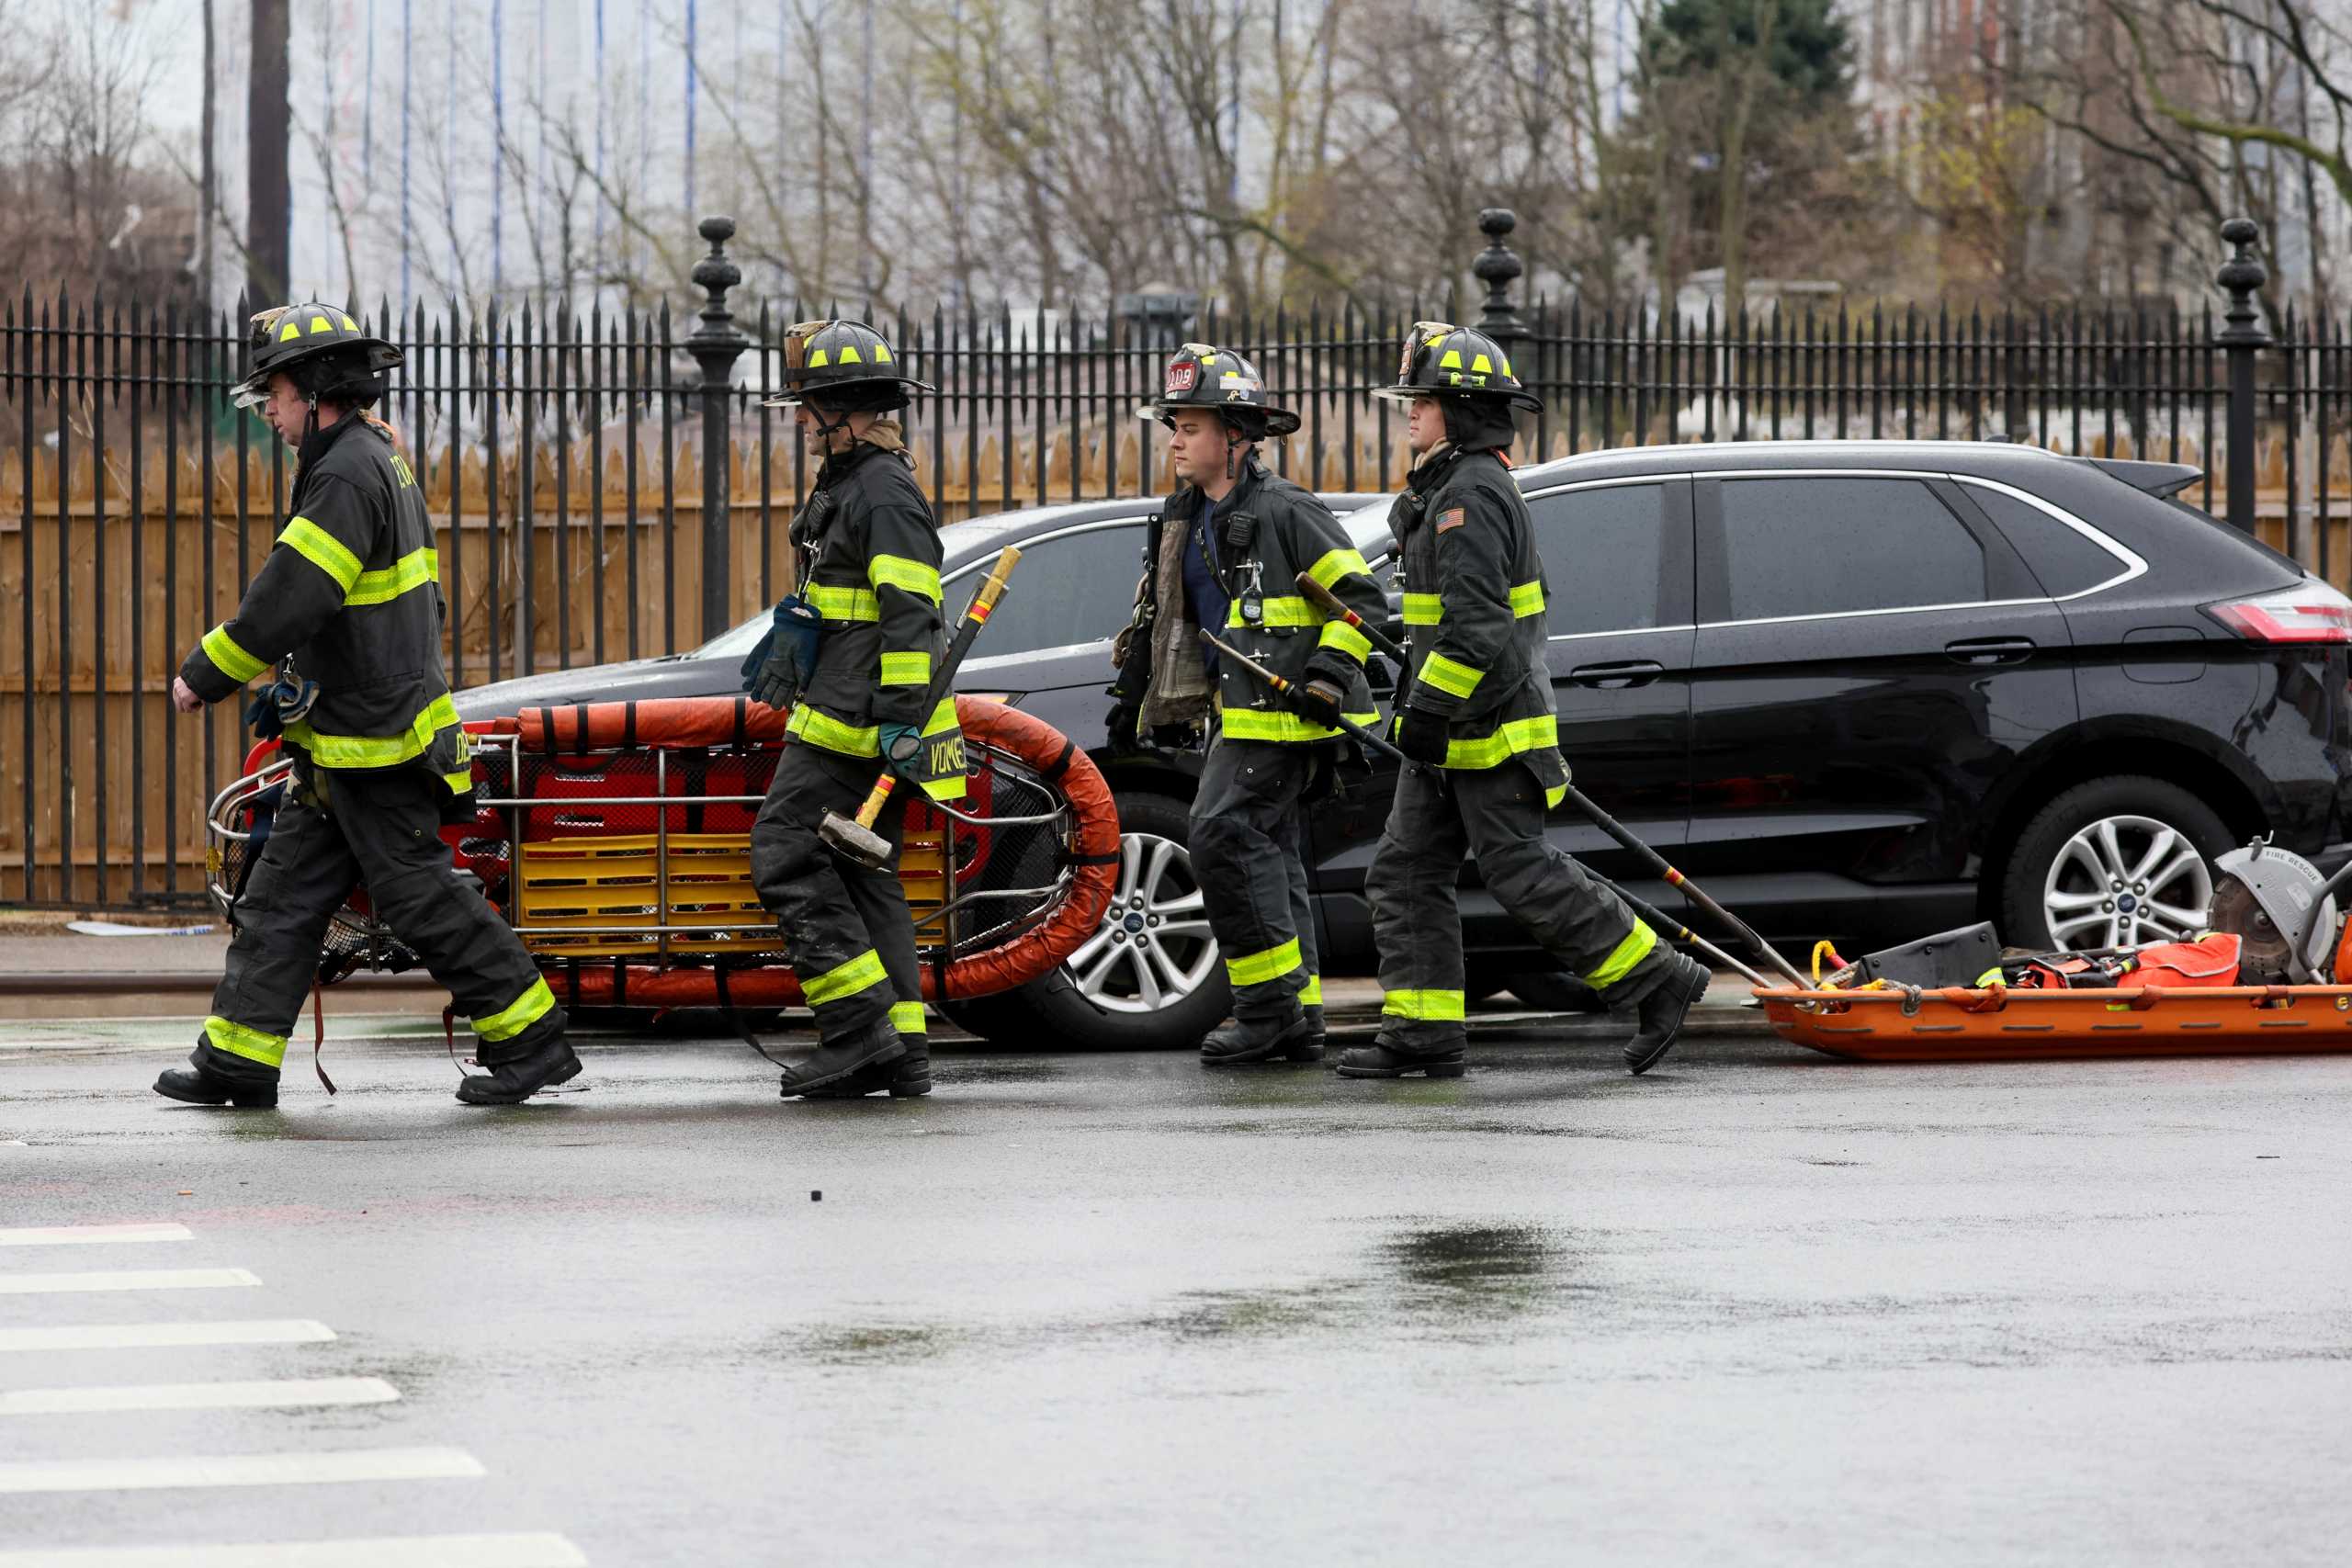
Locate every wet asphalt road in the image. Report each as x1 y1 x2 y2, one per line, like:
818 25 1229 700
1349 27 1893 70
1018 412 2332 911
3 1005 2349 1565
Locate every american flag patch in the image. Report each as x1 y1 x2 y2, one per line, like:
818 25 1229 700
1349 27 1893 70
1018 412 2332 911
1435 507 1467 533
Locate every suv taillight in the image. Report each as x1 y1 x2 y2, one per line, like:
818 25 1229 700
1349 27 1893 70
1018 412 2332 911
2205 582 2352 643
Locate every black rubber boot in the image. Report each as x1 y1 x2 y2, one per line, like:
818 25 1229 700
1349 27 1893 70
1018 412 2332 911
455 1037 583 1105
1303 1005 1327 1055
798 1035 933 1100
1335 1037 1468 1079
1625 953 1710 1076
154 1055 278 1109
1201 1010 1321 1066
779 1017 907 1099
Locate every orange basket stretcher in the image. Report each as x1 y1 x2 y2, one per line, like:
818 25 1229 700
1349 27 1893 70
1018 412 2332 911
1756 981 2352 1061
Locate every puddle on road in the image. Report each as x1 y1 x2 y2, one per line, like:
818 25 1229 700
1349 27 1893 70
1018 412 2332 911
1376 1223 1568 1320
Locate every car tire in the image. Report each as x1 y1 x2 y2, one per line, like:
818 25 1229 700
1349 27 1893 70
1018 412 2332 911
1998 775 2233 951
935 788 1231 1051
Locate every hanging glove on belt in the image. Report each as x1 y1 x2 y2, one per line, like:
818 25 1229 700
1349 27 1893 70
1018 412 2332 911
243 670 322 740
742 594 825 712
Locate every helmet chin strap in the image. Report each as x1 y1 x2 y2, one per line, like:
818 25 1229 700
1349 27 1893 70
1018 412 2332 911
807 399 855 454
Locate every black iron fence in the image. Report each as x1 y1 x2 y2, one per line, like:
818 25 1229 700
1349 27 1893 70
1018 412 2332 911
1 213 2338 908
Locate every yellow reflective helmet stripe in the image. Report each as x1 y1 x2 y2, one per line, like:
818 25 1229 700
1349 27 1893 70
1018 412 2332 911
1226 937 1303 988
1402 593 1443 626
201 625 267 685
1510 580 1545 617
1438 349 1463 369
1381 989 1465 1022
805 949 887 1007
1582 921 1658 991
1225 595 1319 629
345 547 439 607
1418 651 1485 699
1317 620 1372 661
836 345 863 365
878 650 932 686
1438 714 1558 770
868 554 943 603
204 1015 288 1069
284 692 462 770
786 705 879 757
1219 706 1379 744
805 583 880 623
473 976 557 1043
1300 974 1323 1007
889 1000 926 1034
278 516 363 592
1305 547 1373 591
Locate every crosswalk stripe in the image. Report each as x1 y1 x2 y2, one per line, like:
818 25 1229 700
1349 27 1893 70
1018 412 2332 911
0 1269 259 1296
0 1224 191 1247
0 1533 584 1567
0 1320 334 1353
0 1378 401 1416
0 1445 487 1495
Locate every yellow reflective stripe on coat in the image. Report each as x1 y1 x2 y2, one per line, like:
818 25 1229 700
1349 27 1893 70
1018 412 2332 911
786 705 879 757
204 1015 288 1069
1226 936 1303 987
1226 595 1320 629
1219 706 1379 744
473 976 557 1043
1583 920 1657 991
201 625 267 684
1510 580 1545 617
805 949 888 1007
1304 547 1373 591
1317 620 1372 661
1402 593 1443 626
1440 714 1558 770
1300 974 1322 1007
879 650 931 686
1418 650 1485 699
284 692 462 770
1381 988 1465 1022
806 582 880 623
889 1000 927 1035
277 515 364 592
867 554 943 603
345 547 439 606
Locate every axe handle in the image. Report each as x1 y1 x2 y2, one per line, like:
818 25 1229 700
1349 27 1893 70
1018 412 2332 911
1295 572 1411 667
847 545 1023 812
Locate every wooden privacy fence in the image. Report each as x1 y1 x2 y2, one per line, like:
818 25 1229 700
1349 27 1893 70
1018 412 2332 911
6 214 2350 907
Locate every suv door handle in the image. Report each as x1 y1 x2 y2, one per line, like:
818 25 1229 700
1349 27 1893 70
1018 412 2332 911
1944 637 2037 666
1567 660 1666 689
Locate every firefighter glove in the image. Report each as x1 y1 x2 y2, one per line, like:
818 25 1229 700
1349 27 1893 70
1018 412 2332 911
1397 705 1448 765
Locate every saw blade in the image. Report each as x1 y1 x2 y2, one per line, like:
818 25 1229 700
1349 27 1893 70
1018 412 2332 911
2209 874 2293 971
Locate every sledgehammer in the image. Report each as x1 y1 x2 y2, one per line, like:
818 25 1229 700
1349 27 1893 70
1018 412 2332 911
1289 573 1811 989
816 545 1022 869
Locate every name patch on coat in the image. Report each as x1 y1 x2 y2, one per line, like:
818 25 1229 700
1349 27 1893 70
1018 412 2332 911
1435 507 1467 533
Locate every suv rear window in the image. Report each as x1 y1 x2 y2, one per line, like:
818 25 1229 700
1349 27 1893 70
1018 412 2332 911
1721 478 1986 620
946 522 1145 657
1529 483 1669 633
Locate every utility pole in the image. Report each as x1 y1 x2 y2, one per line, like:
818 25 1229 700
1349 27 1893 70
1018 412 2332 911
247 0 292 305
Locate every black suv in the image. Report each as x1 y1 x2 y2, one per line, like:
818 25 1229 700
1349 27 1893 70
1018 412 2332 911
456 444 2352 1048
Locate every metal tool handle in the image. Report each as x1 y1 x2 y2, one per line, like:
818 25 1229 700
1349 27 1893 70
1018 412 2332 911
1296 573 1408 665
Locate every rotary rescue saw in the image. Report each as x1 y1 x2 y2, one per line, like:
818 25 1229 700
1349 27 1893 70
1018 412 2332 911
2205 838 2352 985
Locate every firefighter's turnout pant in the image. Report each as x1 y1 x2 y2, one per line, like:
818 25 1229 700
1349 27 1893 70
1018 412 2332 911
1368 758 1669 1049
197 762 562 1082
749 742 927 1048
1192 737 1325 1023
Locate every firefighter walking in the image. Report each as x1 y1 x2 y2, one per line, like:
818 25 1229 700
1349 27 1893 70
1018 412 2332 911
160 304 575 1108
1347 323 1711 1079
746 320 966 1100
1109 344 1388 1063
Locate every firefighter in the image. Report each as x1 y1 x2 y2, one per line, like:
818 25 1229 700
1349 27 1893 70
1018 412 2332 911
1108 344 1388 1064
1344 323 1711 1079
159 304 575 1109
746 320 964 1100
